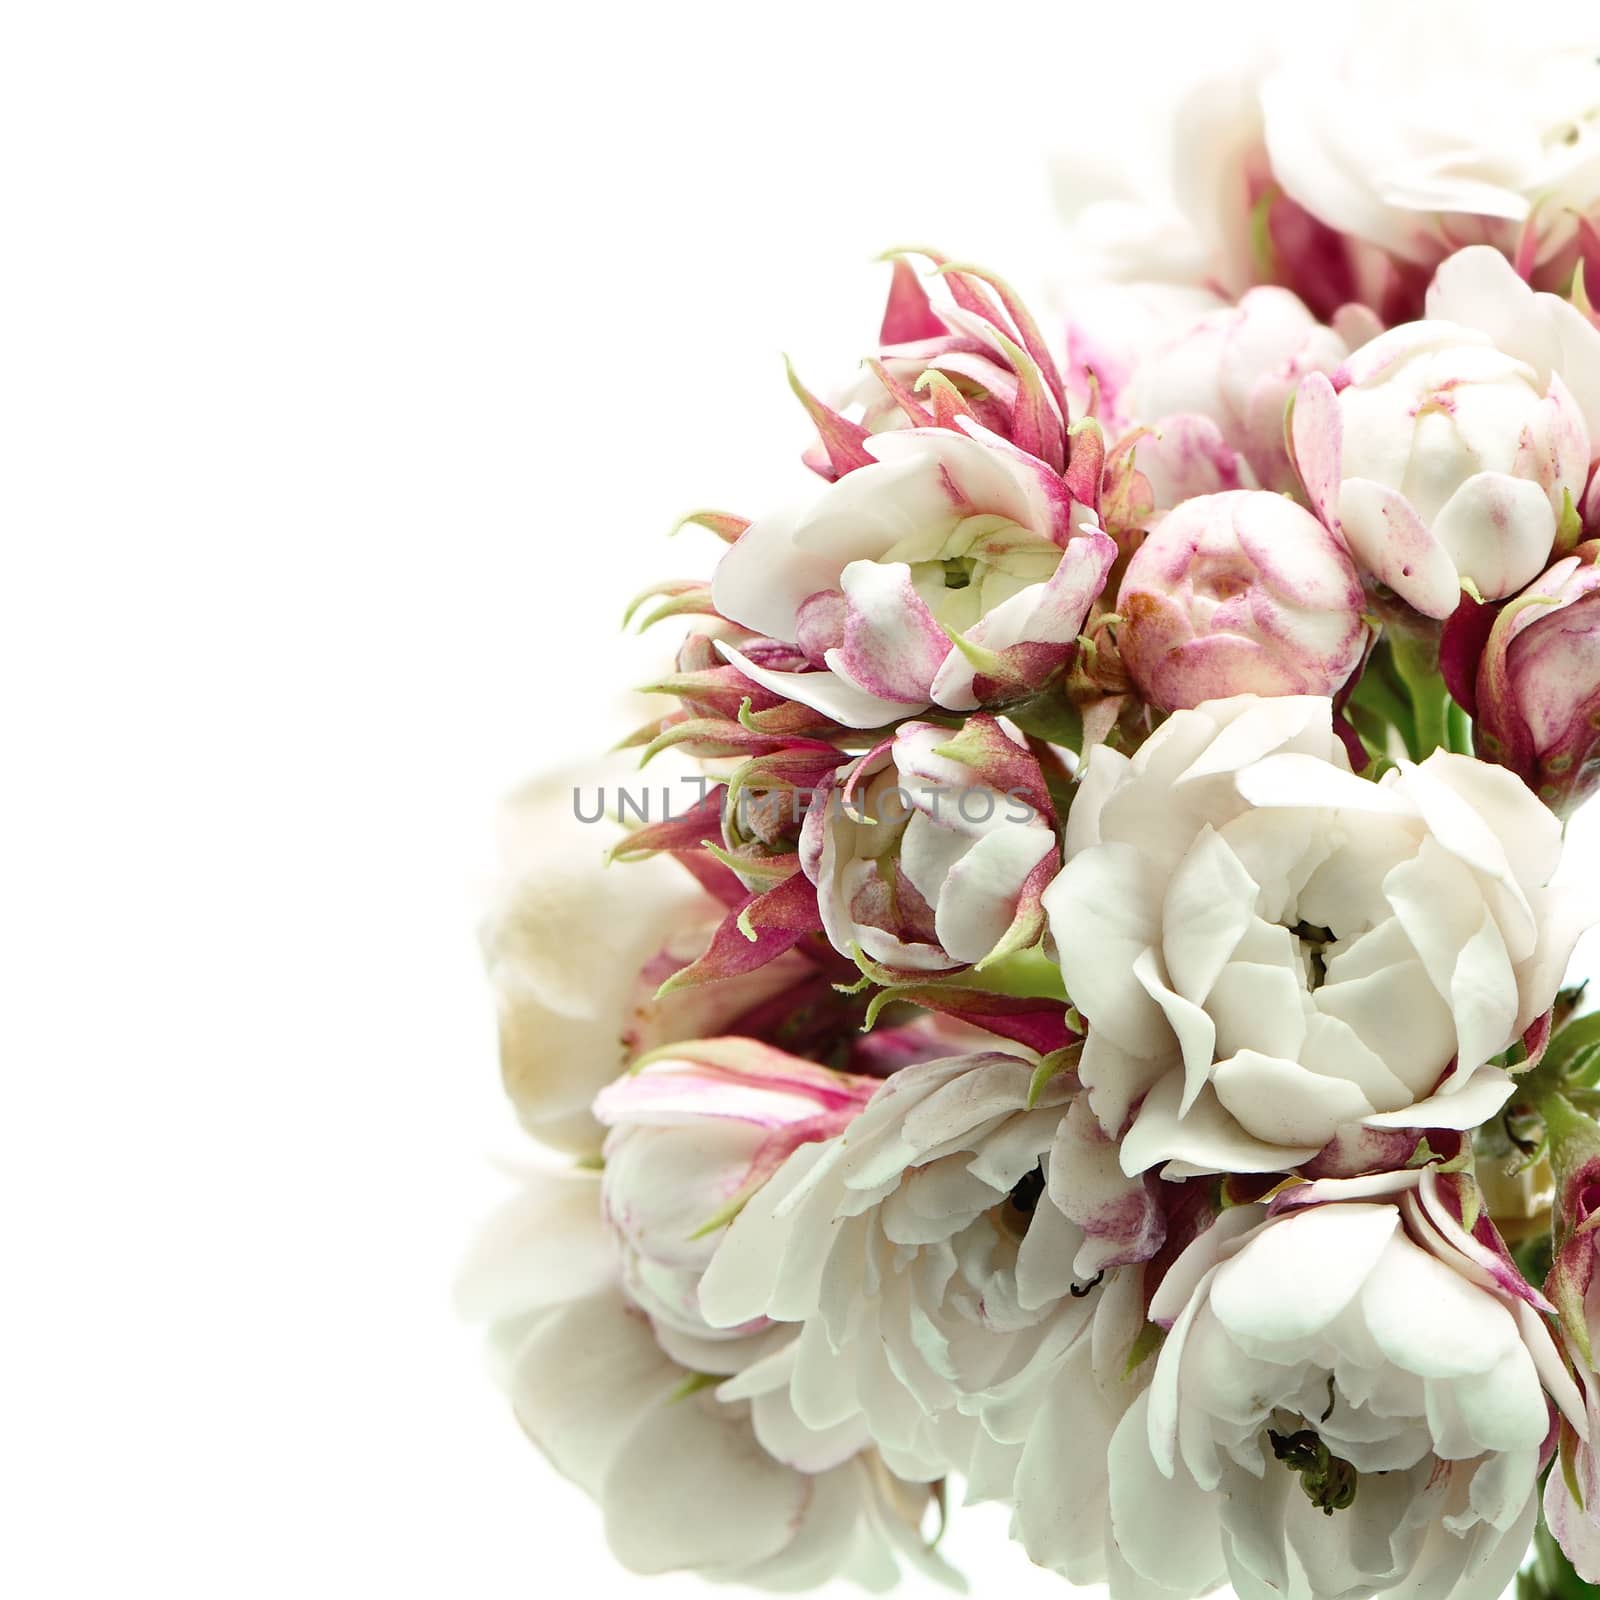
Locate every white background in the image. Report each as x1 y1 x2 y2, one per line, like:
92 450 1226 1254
4 3 1588 1597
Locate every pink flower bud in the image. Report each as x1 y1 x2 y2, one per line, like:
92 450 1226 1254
1133 287 1364 495
1115 490 1367 710
592 1041 874 1358
1475 542 1600 815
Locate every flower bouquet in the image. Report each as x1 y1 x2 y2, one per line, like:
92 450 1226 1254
460 9 1600 1596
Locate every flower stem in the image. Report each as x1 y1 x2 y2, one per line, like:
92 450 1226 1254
1389 631 1452 760
1521 1516 1600 1600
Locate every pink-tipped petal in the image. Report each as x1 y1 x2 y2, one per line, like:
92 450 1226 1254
1290 370 1345 527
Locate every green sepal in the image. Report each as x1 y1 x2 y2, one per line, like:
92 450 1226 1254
1124 1321 1166 1379
1558 487 1585 559
1026 1047 1079 1110
668 1371 723 1404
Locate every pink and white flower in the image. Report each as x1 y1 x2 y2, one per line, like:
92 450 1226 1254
1132 288 1374 495
1042 695 1586 1177
1116 490 1367 710
1108 1169 1583 1600
800 714 1059 975
1293 247 1600 619
593 1039 876 1370
711 421 1116 729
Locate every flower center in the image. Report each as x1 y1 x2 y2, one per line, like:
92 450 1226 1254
1289 919 1335 991
881 513 1062 633
1268 1424 1359 1516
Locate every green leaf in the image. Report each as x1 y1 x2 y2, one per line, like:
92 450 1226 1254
1003 688 1084 753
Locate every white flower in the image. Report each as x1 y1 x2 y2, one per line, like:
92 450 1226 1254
711 421 1114 729
1261 0 1600 271
457 1164 953 1588
1107 1170 1584 1600
1042 695 1586 1177
1293 248 1600 620
479 766 810 1154
699 1049 1162 1577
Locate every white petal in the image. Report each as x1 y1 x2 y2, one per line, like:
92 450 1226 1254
1234 751 1410 813
1046 843 1168 1055
601 1390 812 1575
506 1286 680 1496
1360 1234 1519 1379
1079 1027 1172 1140
1430 472 1557 601
1064 742 1130 855
932 823 1054 965
1211 1048 1374 1148
716 640 923 729
1449 911 1519 1073
1337 476 1462 619
1134 946 1217 1116
1160 826 1257 1004
697 1141 834 1328
1120 1075 1320 1177
1107 1393 1227 1592
1314 959 1458 1098
455 1168 613 1322
1210 1203 1396 1343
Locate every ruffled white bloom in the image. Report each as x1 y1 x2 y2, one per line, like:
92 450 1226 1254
1076 6 1600 295
479 767 809 1154
1260 0 1600 271
1042 695 1586 1177
457 1165 953 1589
1108 1170 1584 1600
711 421 1115 729
1293 248 1600 620
1132 288 1372 495
699 1050 1162 1569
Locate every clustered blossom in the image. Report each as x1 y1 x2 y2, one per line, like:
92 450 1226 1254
462 13 1600 1597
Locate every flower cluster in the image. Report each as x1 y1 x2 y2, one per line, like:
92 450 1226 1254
463 13 1600 1597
